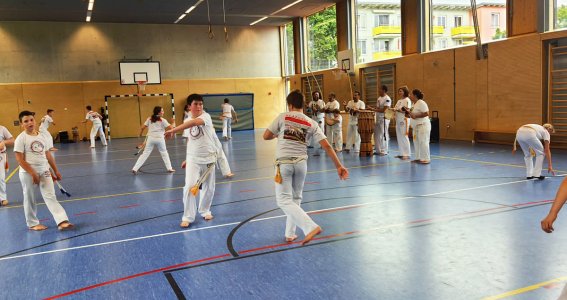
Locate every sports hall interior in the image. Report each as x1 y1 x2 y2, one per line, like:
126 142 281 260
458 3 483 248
2 0 567 299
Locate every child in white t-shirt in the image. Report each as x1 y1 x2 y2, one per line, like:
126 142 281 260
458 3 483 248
132 106 175 174
264 90 349 245
221 98 238 140
166 94 218 228
0 125 14 206
39 109 57 151
14 111 73 231
82 105 107 148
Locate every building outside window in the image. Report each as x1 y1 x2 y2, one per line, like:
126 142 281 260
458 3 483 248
306 5 337 71
355 0 402 63
454 15 462 27
491 13 500 27
437 15 447 27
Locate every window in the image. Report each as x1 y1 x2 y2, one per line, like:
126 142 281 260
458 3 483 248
355 0 401 63
284 23 295 76
306 5 337 71
454 16 462 27
491 13 500 27
436 16 446 27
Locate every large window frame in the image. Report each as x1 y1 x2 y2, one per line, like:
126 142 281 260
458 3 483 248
305 5 338 72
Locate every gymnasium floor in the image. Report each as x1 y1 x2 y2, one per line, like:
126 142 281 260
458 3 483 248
1 130 566 300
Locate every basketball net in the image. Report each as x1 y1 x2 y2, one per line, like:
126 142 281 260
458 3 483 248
136 80 147 97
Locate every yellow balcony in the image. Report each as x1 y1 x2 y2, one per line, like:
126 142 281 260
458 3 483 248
373 26 401 36
373 51 402 60
432 26 444 34
451 26 475 38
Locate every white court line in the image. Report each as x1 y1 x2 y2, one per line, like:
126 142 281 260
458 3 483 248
0 179 530 262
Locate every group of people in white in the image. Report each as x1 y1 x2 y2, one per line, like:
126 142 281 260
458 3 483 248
306 85 432 164
0 89 566 248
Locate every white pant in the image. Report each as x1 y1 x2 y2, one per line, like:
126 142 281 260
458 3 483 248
40 130 53 149
345 123 361 152
182 161 215 222
222 118 232 138
328 124 343 151
132 136 173 172
275 160 318 238
559 283 567 300
413 122 431 161
19 169 69 227
90 123 107 147
217 149 231 176
0 154 5 201
374 118 390 154
310 116 324 153
396 117 411 157
516 127 545 177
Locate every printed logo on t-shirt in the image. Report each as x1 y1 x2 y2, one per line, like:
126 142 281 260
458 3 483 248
189 126 203 139
30 140 45 153
283 115 311 144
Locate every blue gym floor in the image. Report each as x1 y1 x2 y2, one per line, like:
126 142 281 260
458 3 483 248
1 130 566 299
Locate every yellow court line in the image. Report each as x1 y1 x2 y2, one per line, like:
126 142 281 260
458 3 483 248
4 166 19 183
433 154 567 174
483 276 567 300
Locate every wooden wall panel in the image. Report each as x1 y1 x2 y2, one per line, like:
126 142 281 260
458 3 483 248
454 46 479 140
234 78 285 128
396 54 424 93
401 0 420 55
475 56 489 130
508 0 538 37
487 35 542 131
422 51 455 139
0 84 23 135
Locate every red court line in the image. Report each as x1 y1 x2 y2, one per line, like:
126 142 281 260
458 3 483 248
74 211 97 216
119 204 141 209
305 181 320 185
39 218 49 222
44 198 549 299
239 189 256 193
160 199 181 203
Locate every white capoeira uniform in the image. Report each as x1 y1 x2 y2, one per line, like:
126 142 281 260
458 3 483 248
14 132 69 227
330 114 343 151
308 99 325 154
221 103 235 139
132 117 173 172
374 95 392 154
211 130 232 177
85 111 107 148
182 112 217 223
394 97 412 157
0 126 13 203
182 111 190 138
515 124 550 177
39 115 54 150
410 99 431 162
268 111 326 239
345 99 366 152
324 99 341 149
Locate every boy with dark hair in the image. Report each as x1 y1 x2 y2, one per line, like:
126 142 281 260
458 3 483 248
14 111 73 231
263 90 349 245
166 94 218 228
83 105 107 148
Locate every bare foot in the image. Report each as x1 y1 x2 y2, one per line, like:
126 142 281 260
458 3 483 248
225 173 234 178
49 147 58 151
167 169 176 173
0 200 8 206
203 214 214 221
29 224 48 231
180 221 190 228
285 235 298 243
58 221 74 231
181 161 186 169
132 170 138 175
419 160 430 164
302 226 322 245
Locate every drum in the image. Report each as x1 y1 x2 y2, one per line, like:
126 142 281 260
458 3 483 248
357 110 375 157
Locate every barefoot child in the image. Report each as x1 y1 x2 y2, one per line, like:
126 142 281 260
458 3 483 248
0 125 14 206
14 111 73 231
166 94 218 228
263 90 349 245
132 106 175 174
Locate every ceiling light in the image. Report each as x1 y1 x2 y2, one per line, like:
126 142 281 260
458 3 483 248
175 0 205 24
88 0 94 11
271 0 302 15
86 0 94 22
250 17 268 26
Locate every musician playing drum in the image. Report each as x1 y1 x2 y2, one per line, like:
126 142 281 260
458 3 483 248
324 92 341 149
343 91 366 153
308 91 325 155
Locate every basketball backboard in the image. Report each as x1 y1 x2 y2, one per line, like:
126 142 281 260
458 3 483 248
119 61 161 85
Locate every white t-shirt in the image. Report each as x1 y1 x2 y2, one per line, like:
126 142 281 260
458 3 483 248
0 126 13 154
346 100 366 125
86 111 102 125
523 124 551 142
410 99 430 127
145 117 170 138
376 95 392 120
268 111 326 159
14 131 50 172
325 100 340 119
222 103 234 118
394 97 412 121
185 112 217 164
39 115 53 132
308 100 326 120
183 111 190 121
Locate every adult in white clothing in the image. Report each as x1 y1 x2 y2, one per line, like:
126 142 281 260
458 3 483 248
39 109 56 151
393 86 411 159
343 91 366 153
307 91 325 155
0 125 14 206
324 92 341 149
221 98 238 140
132 106 175 174
83 105 107 148
408 89 431 164
264 90 348 245
371 85 392 155
513 123 555 179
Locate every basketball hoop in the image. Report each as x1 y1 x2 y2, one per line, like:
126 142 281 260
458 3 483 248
136 80 147 97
